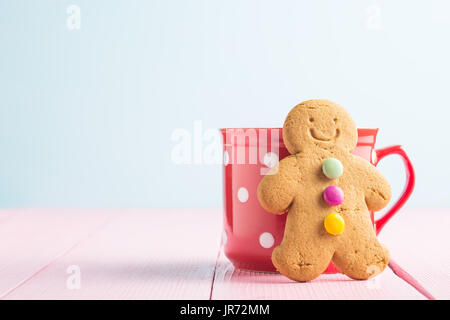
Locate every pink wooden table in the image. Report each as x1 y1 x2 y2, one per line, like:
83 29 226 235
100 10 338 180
0 208 447 300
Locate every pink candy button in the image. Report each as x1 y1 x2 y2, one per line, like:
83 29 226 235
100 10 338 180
323 186 344 206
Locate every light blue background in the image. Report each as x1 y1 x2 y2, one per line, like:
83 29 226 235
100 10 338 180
0 0 449 208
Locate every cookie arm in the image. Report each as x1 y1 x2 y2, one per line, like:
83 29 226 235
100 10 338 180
257 155 300 215
354 156 392 211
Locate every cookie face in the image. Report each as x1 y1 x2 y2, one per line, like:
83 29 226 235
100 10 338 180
257 99 392 282
282 99 358 154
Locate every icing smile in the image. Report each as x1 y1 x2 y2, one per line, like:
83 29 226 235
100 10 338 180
309 128 340 142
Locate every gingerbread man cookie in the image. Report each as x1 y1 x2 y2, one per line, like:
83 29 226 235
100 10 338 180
257 99 391 282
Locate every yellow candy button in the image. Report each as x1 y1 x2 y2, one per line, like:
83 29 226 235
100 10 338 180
324 213 345 235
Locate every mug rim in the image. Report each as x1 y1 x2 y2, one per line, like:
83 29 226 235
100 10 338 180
220 128 379 147
219 127 379 131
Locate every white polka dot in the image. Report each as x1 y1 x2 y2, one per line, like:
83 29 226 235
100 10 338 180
371 149 377 164
259 232 275 248
222 230 228 245
223 151 229 166
237 187 249 203
263 152 279 168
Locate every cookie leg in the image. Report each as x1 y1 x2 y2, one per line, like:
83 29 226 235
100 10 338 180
332 239 390 280
272 243 334 282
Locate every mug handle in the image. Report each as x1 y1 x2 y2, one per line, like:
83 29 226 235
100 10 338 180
373 145 415 234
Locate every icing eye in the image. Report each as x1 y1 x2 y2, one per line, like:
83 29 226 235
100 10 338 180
333 118 338 123
309 117 314 122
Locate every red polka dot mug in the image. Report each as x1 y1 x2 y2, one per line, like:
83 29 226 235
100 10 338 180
220 128 415 273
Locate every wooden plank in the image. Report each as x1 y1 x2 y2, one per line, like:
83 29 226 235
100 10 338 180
4 209 222 300
378 208 450 300
211 246 426 300
0 209 110 298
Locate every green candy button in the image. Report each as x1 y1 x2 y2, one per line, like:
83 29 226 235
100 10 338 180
322 158 343 179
